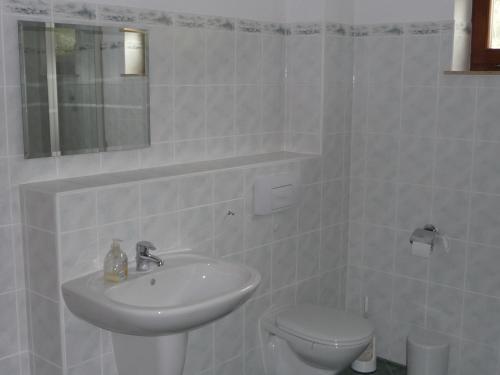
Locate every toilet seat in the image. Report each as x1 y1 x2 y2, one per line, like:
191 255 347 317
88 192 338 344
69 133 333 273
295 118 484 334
276 304 373 347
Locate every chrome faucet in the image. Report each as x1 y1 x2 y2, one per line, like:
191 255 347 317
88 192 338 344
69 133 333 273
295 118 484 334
136 241 164 272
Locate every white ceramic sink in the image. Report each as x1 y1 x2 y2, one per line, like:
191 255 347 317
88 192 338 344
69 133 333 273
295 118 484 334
62 252 261 336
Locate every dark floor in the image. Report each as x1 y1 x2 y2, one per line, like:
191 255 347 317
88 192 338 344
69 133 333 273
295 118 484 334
340 358 406 375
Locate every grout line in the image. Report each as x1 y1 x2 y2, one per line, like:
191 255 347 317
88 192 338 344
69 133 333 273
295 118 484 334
54 195 68 374
233 22 238 157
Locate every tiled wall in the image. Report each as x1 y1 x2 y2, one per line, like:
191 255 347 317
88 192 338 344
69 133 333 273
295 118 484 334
285 23 324 154
21 154 349 375
0 0 293 373
16 0 500 374
346 20 500 374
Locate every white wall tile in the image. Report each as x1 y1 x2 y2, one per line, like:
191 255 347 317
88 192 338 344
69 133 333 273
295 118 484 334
174 86 206 141
174 26 206 85
470 193 500 246
236 32 262 85
206 29 235 85
401 86 437 136
0 292 19 359
462 292 500 346
367 36 403 88
477 88 500 142
262 34 285 84
97 185 140 225
271 237 297 290
244 294 270 350
287 34 322 85
213 169 244 202
206 86 234 137
30 292 62 366
403 34 440 86
426 284 463 336
60 229 99 282
214 200 244 256
466 243 500 298
24 189 56 231
150 86 174 143
58 191 97 232
149 27 174 85
398 136 434 185
396 184 432 231
434 139 473 190
392 276 426 325
365 134 398 180
141 179 178 216
235 86 261 135
365 86 401 134
472 141 500 194
437 87 476 140
64 307 101 367
297 231 320 280
26 227 59 301
178 174 213 209
214 307 243 364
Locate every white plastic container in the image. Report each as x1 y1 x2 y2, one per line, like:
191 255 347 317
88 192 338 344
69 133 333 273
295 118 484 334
407 329 449 375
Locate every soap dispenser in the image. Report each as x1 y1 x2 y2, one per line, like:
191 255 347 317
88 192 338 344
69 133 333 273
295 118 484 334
104 239 128 283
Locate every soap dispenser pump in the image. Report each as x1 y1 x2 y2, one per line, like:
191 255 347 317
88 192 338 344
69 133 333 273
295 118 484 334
104 239 128 283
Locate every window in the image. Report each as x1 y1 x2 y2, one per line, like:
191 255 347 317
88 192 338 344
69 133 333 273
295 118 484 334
123 28 146 76
471 0 500 70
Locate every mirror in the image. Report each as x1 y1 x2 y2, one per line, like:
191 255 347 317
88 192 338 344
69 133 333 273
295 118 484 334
19 21 150 158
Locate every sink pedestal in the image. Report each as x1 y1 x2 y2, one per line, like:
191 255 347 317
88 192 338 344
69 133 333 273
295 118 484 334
112 332 188 375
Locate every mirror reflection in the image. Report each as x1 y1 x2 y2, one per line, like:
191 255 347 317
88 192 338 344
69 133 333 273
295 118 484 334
19 21 150 158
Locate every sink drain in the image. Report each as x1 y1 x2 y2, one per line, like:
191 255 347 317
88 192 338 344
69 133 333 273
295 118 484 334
150 278 156 286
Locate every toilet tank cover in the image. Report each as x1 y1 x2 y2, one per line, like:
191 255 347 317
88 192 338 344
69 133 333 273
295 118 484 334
276 304 374 345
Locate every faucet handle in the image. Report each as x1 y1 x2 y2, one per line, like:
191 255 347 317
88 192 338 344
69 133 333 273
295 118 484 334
136 241 157 256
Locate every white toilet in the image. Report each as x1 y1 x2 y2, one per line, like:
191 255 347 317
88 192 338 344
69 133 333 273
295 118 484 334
259 304 374 375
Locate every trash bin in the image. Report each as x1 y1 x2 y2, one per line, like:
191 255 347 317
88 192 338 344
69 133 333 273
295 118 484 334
407 329 449 375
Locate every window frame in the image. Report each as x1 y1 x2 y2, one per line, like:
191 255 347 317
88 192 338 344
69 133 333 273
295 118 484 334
471 0 500 70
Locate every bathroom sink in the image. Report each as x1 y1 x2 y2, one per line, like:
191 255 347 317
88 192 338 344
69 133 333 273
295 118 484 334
62 252 261 336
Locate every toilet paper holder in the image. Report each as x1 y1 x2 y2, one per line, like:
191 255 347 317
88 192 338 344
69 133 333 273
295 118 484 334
409 224 439 249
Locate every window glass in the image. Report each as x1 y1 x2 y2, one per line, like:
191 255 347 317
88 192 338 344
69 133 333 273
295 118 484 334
490 0 500 48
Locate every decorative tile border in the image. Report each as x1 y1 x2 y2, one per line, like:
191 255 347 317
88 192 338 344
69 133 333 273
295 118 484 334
4 0 50 15
206 16 234 31
138 10 173 26
326 23 350 36
370 23 404 36
440 21 455 32
98 5 137 23
237 19 261 33
2 0 458 40
291 22 322 35
262 22 287 35
405 21 442 35
351 20 457 37
351 25 370 37
53 1 96 20
2 0 288 36
175 14 205 28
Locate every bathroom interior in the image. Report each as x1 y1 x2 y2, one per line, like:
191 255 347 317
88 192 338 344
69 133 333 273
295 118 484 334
1 0 500 374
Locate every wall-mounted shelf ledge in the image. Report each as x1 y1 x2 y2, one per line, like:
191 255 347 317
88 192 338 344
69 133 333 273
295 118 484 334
444 70 500 75
21 151 318 195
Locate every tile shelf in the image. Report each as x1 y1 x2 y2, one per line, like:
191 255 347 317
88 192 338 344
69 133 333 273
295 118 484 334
22 151 316 194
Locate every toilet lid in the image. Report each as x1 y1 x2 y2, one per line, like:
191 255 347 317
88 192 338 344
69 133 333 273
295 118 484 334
276 305 374 346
